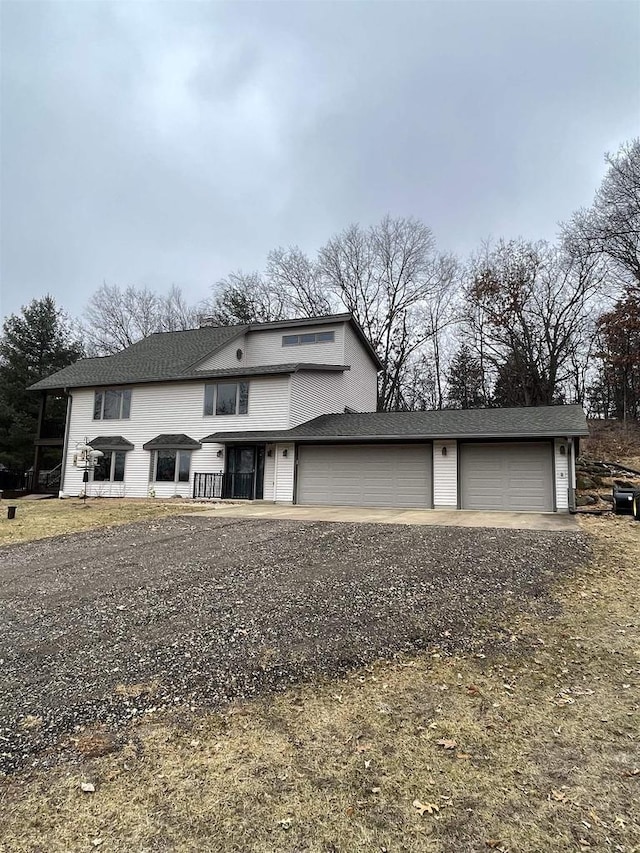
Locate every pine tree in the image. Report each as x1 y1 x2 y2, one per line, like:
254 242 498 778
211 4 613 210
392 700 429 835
445 344 486 409
0 296 84 468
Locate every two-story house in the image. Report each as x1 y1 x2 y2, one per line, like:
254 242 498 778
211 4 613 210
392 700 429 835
29 313 588 512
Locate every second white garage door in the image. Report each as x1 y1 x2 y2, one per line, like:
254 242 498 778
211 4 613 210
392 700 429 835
460 441 554 511
297 444 432 508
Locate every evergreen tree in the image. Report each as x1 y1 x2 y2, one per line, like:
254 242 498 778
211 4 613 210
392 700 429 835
0 296 84 469
445 344 486 409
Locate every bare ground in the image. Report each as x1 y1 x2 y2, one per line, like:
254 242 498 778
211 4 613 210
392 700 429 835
1 514 638 852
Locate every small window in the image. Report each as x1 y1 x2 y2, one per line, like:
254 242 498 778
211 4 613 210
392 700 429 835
152 449 192 483
203 382 249 416
281 330 335 346
92 450 126 482
93 388 131 420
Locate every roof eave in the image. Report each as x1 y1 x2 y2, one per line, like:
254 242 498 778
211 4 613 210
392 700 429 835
202 428 589 443
28 363 350 392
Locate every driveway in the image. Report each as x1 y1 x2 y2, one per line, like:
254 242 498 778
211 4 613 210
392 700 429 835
0 516 588 773
192 503 578 531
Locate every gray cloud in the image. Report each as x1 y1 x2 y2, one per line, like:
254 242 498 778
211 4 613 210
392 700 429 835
1 0 639 320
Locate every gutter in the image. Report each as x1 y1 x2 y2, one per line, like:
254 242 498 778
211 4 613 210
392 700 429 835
59 389 73 497
28 363 350 394
203 430 590 444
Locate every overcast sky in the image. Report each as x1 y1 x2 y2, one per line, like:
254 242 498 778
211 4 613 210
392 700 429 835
1 0 638 322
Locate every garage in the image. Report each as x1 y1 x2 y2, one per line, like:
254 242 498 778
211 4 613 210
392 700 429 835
460 441 554 512
296 443 432 508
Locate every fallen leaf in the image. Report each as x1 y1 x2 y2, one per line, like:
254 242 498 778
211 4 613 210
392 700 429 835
467 684 480 695
278 818 292 830
456 752 472 760
413 798 440 816
80 782 95 793
435 738 457 750
550 789 566 802
346 806 354 817
371 787 381 794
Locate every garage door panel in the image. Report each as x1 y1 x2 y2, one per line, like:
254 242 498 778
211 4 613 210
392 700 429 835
297 444 432 508
461 442 553 512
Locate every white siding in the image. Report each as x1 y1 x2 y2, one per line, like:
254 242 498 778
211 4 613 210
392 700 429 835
263 445 276 501
245 324 345 366
195 334 247 370
62 376 290 498
342 324 379 412
433 440 458 507
274 443 295 502
289 371 345 427
554 438 570 511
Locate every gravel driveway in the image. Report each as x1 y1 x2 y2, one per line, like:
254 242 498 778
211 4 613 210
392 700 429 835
0 516 588 773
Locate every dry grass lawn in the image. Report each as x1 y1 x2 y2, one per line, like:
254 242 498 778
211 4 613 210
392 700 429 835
1 515 639 853
0 497 203 546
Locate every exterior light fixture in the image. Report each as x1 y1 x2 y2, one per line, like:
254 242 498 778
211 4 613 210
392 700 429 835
217 449 224 458
267 448 273 457
559 444 566 455
441 446 448 456
282 448 288 457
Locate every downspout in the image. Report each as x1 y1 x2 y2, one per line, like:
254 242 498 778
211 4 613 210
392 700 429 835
567 437 576 513
59 390 73 497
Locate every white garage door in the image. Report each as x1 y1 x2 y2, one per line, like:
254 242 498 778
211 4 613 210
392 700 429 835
297 444 432 508
460 442 553 512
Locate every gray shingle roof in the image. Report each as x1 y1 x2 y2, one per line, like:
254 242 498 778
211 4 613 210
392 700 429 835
202 405 589 443
29 325 247 391
28 312 380 392
89 436 134 450
142 434 202 450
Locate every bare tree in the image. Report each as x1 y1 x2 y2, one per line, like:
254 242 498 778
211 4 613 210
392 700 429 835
84 283 199 355
318 216 452 409
266 247 334 317
159 285 200 331
202 271 290 326
418 254 459 408
465 239 606 406
563 138 640 287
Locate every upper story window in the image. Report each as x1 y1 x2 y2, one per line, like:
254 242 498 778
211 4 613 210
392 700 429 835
282 331 335 346
93 389 131 420
204 381 249 416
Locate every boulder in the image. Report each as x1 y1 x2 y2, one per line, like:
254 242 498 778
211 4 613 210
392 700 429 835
576 493 598 506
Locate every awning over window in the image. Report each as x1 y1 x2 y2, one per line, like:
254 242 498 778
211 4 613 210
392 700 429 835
89 436 134 450
142 434 201 450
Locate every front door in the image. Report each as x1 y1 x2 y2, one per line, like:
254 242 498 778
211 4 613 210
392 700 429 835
225 446 264 499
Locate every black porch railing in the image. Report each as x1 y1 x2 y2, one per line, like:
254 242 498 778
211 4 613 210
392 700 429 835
0 470 28 492
193 472 255 500
193 472 223 499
